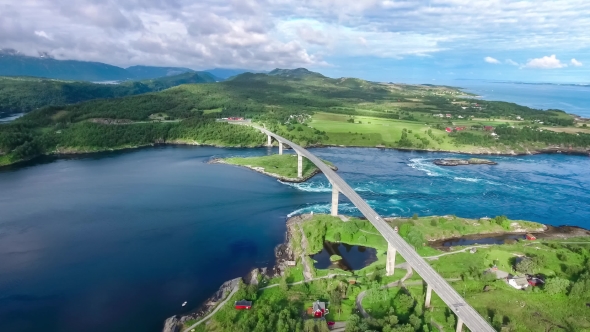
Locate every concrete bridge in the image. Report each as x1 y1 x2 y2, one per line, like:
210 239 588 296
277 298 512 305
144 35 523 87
255 126 495 332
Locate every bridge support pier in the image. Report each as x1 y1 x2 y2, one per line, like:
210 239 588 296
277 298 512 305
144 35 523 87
267 135 272 147
297 153 303 178
456 318 464 332
331 185 339 216
386 242 396 276
279 141 283 155
425 284 433 308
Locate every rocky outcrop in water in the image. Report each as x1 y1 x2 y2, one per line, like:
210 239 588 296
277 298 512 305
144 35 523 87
433 158 497 166
162 316 180 332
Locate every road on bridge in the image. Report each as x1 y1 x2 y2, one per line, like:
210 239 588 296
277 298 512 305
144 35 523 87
253 125 496 332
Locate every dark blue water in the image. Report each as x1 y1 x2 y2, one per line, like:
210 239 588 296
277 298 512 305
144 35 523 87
1 146 589 332
457 81 590 118
312 242 377 271
0 112 25 123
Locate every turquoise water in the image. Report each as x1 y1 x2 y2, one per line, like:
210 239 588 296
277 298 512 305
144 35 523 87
0 146 589 332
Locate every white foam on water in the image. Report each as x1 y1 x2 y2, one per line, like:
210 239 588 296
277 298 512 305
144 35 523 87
454 177 481 183
408 158 443 177
281 179 398 196
280 181 332 192
287 203 359 217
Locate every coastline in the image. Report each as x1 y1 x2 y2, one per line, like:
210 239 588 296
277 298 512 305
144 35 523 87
208 158 338 183
2 141 589 169
162 213 590 331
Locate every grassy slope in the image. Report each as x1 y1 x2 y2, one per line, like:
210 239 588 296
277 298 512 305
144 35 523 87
311 112 476 151
2 68 588 167
387 215 544 241
223 154 329 178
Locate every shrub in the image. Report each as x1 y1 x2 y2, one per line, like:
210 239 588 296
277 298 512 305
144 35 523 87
544 277 571 295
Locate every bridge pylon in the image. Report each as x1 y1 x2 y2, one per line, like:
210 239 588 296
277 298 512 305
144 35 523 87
456 318 464 332
425 284 433 308
267 135 272 147
386 242 396 276
279 141 283 155
297 153 303 178
331 184 339 216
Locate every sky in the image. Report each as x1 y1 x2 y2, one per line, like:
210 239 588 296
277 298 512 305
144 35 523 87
1 0 590 83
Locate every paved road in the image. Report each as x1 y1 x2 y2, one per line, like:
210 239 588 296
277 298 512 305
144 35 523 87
254 126 496 332
182 279 240 332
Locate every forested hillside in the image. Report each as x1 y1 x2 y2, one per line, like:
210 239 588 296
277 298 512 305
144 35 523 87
1 68 588 166
0 72 216 115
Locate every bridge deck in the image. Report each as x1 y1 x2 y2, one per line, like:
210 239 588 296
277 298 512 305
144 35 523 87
256 126 495 332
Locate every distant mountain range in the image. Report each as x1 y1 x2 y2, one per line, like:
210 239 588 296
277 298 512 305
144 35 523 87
0 71 216 115
0 49 262 81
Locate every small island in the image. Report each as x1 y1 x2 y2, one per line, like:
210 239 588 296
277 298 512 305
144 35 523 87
211 154 337 182
433 158 497 166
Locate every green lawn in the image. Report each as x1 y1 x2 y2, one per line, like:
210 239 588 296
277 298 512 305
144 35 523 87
223 154 333 179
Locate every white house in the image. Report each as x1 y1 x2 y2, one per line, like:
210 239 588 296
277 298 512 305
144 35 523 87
508 276 529 290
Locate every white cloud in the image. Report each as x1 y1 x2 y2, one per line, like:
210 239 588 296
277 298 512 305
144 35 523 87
505 59 518 66
34 30 51 40
484 56 500 64
571 58 583 67
2 0 590 70
523 55 567 69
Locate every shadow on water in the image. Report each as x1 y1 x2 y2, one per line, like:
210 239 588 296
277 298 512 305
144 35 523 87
311 241 377 271
430 233 527 249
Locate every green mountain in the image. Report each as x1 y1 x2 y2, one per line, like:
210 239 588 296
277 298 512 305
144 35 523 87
126 65 196 80
0 51 132 81
1 67 586 167
204 68 262 79
267 68 326 79
0 72 216 115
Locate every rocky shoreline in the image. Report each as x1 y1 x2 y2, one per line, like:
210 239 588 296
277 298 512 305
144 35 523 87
208 158 338 183
161 215 299 332
3 140 589 168
433 158 497 166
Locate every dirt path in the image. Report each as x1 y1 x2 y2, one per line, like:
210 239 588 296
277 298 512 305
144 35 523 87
297 223 313 281
424 245 491 260
259 273 349 290
181 279 240 332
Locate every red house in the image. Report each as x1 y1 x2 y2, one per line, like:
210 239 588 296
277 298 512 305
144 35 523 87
525 233 536 241
312 301 329 317
234 300 252 310
484 126 495 131
455 126 466 131
445 127 452 133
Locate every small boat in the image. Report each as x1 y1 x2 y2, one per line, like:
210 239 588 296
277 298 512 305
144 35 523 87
182 301 187 307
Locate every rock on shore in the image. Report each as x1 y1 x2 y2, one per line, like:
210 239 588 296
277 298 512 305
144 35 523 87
433 158 497 166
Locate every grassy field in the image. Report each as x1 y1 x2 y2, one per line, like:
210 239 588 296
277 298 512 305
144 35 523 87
387 215 544 241
311 112 480 152
223 154 333 179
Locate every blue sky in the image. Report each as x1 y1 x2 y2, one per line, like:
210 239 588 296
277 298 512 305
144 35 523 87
1 0 589 83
